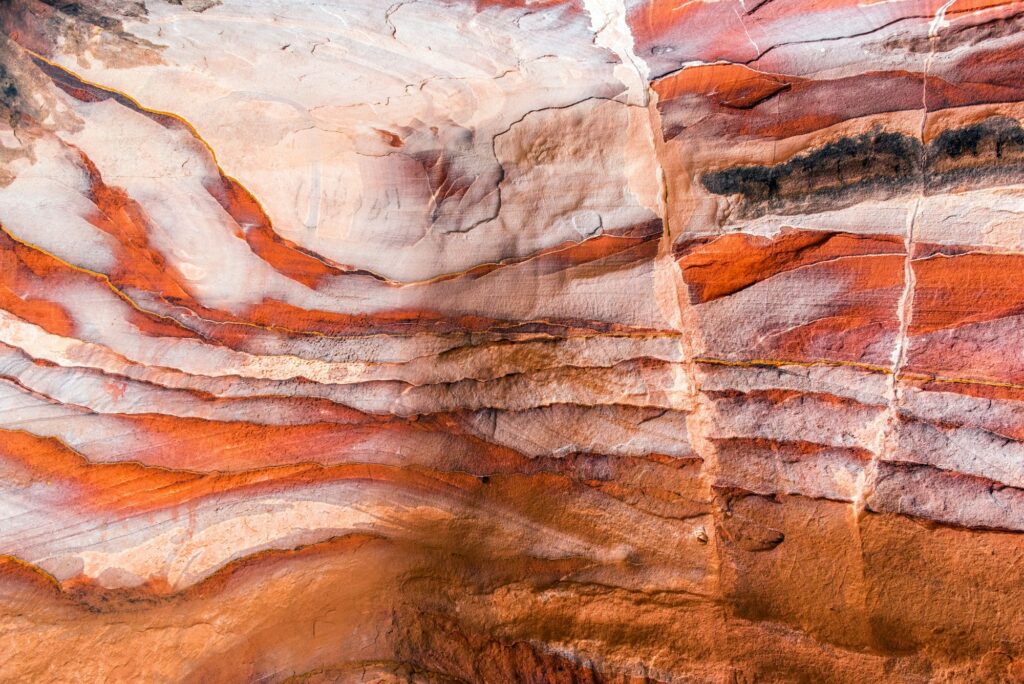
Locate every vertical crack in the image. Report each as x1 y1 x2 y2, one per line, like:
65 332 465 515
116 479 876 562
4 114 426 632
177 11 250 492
582 0 651 106
849 11 937 646
639 57 727 620
855 9 936 521
583 0 728 620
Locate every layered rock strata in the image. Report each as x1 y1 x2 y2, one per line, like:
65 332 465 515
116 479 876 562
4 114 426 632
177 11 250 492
3 0 1024 681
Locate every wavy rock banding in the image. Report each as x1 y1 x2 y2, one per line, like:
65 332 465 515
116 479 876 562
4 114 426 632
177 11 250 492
3 0 1024 681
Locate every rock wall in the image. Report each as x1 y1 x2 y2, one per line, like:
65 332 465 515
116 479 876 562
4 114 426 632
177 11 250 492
2 0 1024 681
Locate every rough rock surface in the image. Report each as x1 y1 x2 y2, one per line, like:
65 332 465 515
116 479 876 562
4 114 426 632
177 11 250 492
2 0 1024 681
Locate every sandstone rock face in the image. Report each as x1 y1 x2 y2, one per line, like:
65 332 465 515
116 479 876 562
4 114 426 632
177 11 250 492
2 0 1024 681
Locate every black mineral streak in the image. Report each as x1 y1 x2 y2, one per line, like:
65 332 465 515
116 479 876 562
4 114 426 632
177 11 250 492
701 116 1024 218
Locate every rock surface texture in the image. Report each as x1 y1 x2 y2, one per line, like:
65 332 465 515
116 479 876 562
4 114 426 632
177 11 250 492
2 0 1024 681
